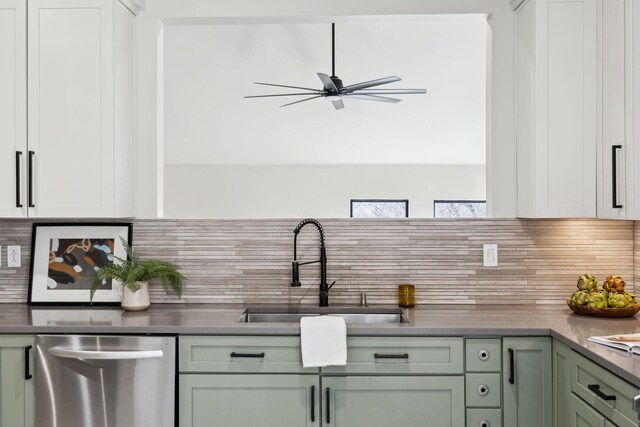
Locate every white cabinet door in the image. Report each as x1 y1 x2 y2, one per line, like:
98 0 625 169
516 0 597 218
0 0 26 217
627 0 640 219
26 0 134 218
28 0 114 217
596 0 626 219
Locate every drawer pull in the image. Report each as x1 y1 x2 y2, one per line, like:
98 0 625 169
230 352 265 358
508 348 515 384
326 387 331 423
374 353 409 359
28 151 35 208
477 384 489 396
478 349 490 361
24 345 32 380
310 385 315 422
587 384 616 401
15 151 22 208
479 421 491 427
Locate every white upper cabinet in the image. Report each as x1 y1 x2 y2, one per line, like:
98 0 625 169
0 0 136 218
27 0 135 218
625 0 640 219
516 0 597 218
596 0 626 219
0 0 27 217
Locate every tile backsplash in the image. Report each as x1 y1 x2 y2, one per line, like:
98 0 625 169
0 218 634 305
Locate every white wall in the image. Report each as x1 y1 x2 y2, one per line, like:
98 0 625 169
164 164 485 218
137 0 516 218
163 19 486 166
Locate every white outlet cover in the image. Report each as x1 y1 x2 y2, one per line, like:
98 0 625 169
7 245 20 268
483 244 498 267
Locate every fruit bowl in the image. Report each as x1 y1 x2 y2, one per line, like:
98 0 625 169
566 301 640 318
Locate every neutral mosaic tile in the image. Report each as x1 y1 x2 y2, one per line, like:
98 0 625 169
0 218 634 305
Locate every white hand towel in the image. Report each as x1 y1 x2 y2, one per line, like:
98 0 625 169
300 315 347 368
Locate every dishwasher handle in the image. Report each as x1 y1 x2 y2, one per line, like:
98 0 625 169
48 347 164 360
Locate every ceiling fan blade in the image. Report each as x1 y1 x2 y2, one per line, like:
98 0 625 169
245 92 325 99
254 82 322 92
317 73 339 92
341 76 401 93
279 95 323 108
331 98 345 110
345 94 402 104
352 89 427 95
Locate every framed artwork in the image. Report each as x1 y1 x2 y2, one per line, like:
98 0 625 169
28 223 133 306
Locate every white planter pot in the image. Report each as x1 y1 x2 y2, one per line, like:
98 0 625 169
121 281 150 311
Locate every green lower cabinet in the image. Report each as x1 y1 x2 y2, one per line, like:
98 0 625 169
553 340 573 427
0 336 35 427
569 393 606 427
503 337 552 427
321 376 464 427
179 374 320 427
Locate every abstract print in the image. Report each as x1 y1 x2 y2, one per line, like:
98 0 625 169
47 238 115 290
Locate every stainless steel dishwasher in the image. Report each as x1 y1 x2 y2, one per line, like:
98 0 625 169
36 335 176 427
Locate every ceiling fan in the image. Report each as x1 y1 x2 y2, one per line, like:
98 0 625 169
244 23 427 110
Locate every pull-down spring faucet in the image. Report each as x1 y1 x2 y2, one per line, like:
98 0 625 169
291 218 334 307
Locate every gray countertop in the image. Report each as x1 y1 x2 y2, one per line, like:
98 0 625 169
3 303 640 388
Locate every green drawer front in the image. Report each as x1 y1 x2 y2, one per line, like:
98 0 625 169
466 339 501 372
179 336 318 374
322 336 464 374
466 408 502 427
571 351 638 427
466 373 501 408
569 393 606 427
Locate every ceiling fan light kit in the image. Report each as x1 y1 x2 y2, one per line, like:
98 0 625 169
245 23 427 110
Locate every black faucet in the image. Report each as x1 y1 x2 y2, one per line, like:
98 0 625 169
291 218 334 307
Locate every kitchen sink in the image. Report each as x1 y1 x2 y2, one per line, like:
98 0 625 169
238 306 409 324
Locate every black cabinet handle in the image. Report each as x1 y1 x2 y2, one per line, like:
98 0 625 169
28 151 35 208
15 151 22 208
374 353 409 359
508 348 515 384
612 145 623 208
588 384 616 401
24 345 32 380
310 385 315 422
229 352 265 358
326 387 330 424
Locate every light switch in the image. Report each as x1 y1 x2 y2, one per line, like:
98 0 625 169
483 244 498 267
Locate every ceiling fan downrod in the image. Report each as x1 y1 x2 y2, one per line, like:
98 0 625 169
330 23 343 91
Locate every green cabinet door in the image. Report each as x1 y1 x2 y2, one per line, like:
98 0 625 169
180 374 319 427
569 393 606 427
503 337 552 427
0 335 35 427
553 339 573 427
322 376 464 427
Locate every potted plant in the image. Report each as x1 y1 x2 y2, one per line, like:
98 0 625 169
91 239 184 311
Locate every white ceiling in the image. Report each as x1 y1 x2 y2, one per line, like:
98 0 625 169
163 17 487 165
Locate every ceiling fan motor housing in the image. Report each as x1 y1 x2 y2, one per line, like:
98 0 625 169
329 76 343 92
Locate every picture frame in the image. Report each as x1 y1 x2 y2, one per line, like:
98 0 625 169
28 223 133 306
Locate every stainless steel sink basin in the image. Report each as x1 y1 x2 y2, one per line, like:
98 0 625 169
238 306 409 324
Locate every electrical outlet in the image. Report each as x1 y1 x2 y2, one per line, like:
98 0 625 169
7 245 20 268
483 244 498 267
